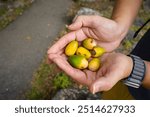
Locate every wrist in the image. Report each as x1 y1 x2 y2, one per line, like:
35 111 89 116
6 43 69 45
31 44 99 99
113 19 129 41
142 61 150 89
123 56 134 79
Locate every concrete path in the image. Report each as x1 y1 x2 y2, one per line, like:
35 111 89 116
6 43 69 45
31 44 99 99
0 0 72 99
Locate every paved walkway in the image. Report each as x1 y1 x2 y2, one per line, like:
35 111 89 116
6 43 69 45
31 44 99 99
0 0 72 99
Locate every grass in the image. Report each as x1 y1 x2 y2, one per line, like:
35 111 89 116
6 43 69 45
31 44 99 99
53 72 72 90
0 0 33 31
26 58 55 99
0 7 8 16
25 57 73 100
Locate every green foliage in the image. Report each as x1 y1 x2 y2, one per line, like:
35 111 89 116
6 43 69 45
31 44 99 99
14 7 24 15
0 0 33 31
130 25 140 31
26 60 55 100
53 72 72 90
0 7 8 16
123 40 133 51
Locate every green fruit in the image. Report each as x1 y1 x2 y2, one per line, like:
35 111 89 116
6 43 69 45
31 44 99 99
88 58 100 71
76 47 91 59
82 38 97 50
91 46 105 57
65 40 78 56
68 55 88 69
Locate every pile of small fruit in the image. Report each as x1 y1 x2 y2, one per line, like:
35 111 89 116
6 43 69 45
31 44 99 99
65 38 105 71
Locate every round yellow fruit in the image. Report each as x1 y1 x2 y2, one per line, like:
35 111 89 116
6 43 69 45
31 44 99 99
76 47 91 59
88 58 100 71
65 40 78 56
68 55 88 69
91 46 105 57
82 38 97 50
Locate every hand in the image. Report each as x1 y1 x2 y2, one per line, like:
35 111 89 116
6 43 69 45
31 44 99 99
47 15 131 94
89 52 133 94
47 15 128 56
48 52 133 94
68 15 128 51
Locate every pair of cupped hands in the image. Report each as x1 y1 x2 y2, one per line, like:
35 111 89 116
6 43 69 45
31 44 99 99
47 15 133 94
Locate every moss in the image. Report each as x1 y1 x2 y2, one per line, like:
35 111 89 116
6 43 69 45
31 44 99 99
122 40 133 51
14 7 24 15
0 0 33 31
67 0 114 21
0 7 8 16
25 56 73 99
26 58 56 99
130 25 140 31
53 72 72 90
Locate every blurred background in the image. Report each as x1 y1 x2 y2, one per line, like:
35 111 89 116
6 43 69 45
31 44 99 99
0 0 150 100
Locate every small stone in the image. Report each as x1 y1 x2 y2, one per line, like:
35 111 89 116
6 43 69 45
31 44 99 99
6 88 9 91
134 17 144 27
143 0 150 11
30 0 35 3
124 30 135 40
52 87 101 100
26 36 32 40
76 7 102 16
14 1 24 8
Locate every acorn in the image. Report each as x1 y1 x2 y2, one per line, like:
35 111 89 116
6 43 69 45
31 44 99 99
68 55 88 69
82 38 97 50
76 47 91 59
88 58 100 71
65 40 78 56
91 46 105 57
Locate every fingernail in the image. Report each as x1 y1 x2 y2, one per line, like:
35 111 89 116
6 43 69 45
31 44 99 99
69 23 76 27
65 25 69 28
92 85 95 94
68 24 73 28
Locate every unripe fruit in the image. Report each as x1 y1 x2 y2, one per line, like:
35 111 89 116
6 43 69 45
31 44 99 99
82 38 97 50
76 47 91 59
68 55 88 69
65 40 78 56
91 46 105 57
88 58 100 71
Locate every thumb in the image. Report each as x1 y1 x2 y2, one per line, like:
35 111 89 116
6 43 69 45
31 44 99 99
90 72 120 94
68 15 95 30
68 18 82 30
89 77 112 94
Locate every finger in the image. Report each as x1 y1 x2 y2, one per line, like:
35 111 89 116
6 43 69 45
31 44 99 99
46 56 53 64
89 76 109 94
47 29 87 54
68 15 98 30
83 69 96 86
96 39 121 52
50 54 90 85
47 49 65 64
96 68 104 79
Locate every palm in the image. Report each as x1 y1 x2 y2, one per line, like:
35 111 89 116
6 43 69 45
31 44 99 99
49 52 97 86
48 28 121 87
49 52 125 92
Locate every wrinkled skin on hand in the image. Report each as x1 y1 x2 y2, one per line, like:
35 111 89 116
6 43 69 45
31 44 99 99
47 15 131 94
68 15 127 52
48 52 133 94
